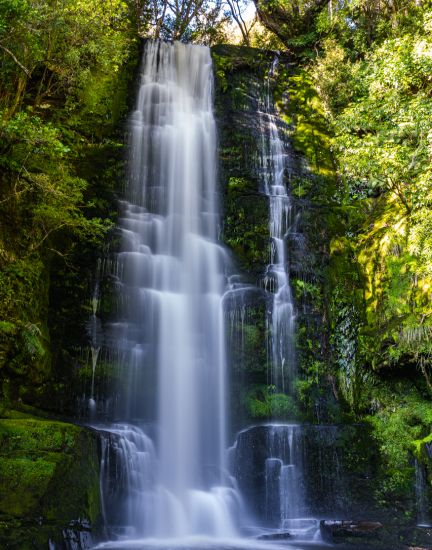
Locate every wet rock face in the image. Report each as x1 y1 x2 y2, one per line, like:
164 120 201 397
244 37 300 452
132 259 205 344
321 522 432 549
230 424 382 527
212 45 303 282
230 425 272 522
212 46 270 280
211 45 310 431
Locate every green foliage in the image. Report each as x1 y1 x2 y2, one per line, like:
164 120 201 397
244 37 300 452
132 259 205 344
311 5 432 389
212 53 232 93
292 279 322 306
0 0 137 113
21 324 45 359
367 393 432 500
246 384 299 419
279 66 336 184
0 0 139 408
253 0 327 54
0 110 112 247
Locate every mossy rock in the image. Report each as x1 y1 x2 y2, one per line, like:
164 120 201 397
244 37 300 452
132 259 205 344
0 414 100 548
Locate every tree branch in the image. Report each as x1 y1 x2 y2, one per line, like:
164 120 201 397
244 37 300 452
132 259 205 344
0 43 31 77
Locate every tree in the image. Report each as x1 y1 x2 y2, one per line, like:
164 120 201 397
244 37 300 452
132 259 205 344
148 0 230 43
0 0 137 115
253 0 330 46
225 0 257 45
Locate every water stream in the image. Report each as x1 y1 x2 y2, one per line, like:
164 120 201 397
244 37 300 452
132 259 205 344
258 59 297 394
415 458 431 527
99 41 240 541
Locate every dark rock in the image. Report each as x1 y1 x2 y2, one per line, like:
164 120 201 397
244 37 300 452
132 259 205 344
399 525 432 549
320 519 383 543
257 531 292 540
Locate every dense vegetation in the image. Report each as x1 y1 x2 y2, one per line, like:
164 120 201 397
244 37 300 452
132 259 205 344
255 0 432 519
316 0 432 512
312 0 432 392
0 2 140 545
0 0 141 408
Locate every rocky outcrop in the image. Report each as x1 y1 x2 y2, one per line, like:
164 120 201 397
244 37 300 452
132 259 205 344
0 412 101 548
320 521 432 549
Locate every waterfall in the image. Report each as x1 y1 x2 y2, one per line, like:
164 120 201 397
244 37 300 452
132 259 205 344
258 59 296 393
266 425 306 526
415 458 431 527
100 41 239 540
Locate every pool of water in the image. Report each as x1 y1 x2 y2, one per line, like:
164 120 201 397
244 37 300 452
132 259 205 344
92 537 375 550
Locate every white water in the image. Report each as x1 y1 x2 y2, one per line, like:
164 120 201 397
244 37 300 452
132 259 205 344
266 425 314 537
259 60 296 393
415 458 431 527
229 424 320 541
253 63 319 542
104 41 239 540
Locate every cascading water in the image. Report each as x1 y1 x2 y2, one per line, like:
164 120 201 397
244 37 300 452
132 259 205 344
265 425 306 527
258 59 296 393
99 424 156 537
232 59 321 541
100 41 240 541
415 458 431 527
87 259 102 417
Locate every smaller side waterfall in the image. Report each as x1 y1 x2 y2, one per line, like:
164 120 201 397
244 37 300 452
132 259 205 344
415 458 431 527
266 425 307 528
230 424 320 540
264 425 320 540
258 58 297 393
85 258 103 417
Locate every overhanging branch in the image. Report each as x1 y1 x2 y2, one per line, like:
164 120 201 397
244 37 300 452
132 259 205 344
0 43 31 77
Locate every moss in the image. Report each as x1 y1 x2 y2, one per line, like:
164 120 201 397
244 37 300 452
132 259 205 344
0 456 60 516
412 433 432 461
0 415 100 548
213 44 341 425
245 385 300 420
223 185 270 275
281 68 336 183
212 46 272 277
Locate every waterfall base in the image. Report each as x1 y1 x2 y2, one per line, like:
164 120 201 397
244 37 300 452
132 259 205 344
97 424 242 541
95 423 328 547
92 538 333 550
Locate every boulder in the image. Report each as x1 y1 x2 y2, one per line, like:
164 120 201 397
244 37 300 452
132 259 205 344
0 413 101 548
